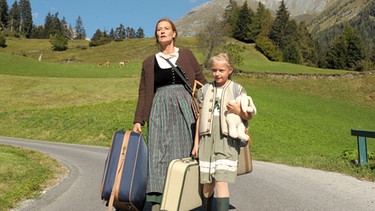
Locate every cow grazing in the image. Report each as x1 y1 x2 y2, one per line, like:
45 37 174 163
119 60 129 67
104 60 110 68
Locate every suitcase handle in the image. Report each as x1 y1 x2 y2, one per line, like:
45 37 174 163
181 155 198 163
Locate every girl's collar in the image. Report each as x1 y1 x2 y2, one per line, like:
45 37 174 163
214 80 232 88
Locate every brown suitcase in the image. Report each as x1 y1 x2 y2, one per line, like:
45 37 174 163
160 157 202 211
237 139 253 175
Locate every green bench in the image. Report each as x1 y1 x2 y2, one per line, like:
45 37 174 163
351 129 375 166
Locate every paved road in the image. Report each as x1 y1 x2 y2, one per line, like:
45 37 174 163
1 136 374 211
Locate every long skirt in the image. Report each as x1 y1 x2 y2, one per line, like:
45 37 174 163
198 116 240 184
147 84 195 198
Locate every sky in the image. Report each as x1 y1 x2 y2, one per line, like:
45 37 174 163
7 0 211 38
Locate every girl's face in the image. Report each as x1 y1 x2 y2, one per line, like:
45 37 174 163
211 60 233 87
156 21 176 45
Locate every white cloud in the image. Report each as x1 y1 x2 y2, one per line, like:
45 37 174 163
33 12 39 20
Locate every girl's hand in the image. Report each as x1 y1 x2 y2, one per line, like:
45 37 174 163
191 143 199 158
227 101 252 120
227 100 241 115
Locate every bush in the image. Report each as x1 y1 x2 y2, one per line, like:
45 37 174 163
255 35 282 61
0 33 6 47
50 31 68 51
89 37 111 47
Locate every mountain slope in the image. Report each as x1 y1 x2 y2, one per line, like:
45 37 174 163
308 0 373 34
175 0 339 37
308 0 375 49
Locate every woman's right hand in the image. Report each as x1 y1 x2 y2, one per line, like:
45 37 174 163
132 123 142 134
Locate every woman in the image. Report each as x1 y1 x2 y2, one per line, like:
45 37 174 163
132 18 207 210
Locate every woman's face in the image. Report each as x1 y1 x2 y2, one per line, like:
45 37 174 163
156 21 176 45
211 60 233 87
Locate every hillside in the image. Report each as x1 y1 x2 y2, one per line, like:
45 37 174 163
308 0 373 33
308 0 375 49
175 0 340 37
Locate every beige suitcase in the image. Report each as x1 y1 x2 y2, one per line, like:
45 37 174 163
160 157 202 211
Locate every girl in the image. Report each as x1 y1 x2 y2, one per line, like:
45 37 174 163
192 52 253 211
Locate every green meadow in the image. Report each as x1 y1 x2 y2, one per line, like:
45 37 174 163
0 37 374 209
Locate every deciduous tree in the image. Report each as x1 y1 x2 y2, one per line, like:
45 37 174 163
196 18 227 68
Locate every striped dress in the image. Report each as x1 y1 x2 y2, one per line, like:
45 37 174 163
147 84 195 194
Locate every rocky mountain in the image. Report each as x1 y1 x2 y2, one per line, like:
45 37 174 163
175 0 340 37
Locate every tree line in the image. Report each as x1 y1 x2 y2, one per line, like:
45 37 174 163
1 0 374 71
0 0 144 48
199 0 374 71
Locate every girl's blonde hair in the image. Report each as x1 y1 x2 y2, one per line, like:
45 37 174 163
209 52 235 78
209 52 234 69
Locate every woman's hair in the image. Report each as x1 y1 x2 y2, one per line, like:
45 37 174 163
154 18 178 43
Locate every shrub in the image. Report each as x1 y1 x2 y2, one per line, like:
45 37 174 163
50 31 68 51
255 35 282 61
0 33 6 47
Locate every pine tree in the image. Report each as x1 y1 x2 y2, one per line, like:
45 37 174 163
297 22 318 66
283 41 302 64
109 28 116 40
232 1 253 42
44 12 62 38
74 16 86 40
89 29 110 46
8 1 20 34
269 0 291 50
250 2 273 40
0 0 9 30
19 0 32 38
224 0 239 37
136 27 144 38
116 24 126 39
326 25 365 71
61 17 73 40
344 26 365 71
326 36 347 70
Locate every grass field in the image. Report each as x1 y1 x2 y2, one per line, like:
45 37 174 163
0 37 374 209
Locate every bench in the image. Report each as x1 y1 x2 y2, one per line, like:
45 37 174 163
351 129 375 166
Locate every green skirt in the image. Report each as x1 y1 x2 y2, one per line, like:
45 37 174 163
147 84 195 202
198 116 240 184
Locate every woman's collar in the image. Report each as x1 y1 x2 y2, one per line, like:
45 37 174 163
157 47 180 59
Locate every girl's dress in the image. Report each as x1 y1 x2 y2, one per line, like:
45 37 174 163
198 81 245 184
